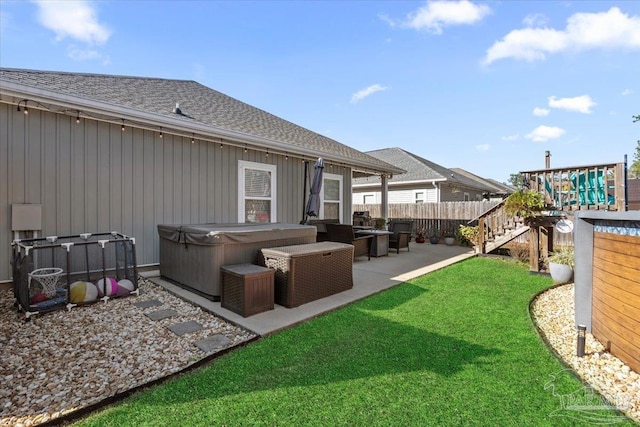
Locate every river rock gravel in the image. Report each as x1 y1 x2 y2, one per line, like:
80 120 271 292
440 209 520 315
0 278 256 426
531 283 639 424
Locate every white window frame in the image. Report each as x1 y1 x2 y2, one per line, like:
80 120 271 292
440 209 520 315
415 191 425 204
464 192 470 202
363 194 375 204
320 172 343 223
238 160 277 223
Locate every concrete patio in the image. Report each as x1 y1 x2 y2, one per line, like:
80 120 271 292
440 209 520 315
145 242 474 336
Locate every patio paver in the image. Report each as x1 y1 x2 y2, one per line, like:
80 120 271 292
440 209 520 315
194 334 233 353
145 308 178 321
134 299 163 309
168 320 203 336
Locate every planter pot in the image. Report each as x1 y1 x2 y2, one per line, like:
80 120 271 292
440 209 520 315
549 262 574 284
444 237 455 246
415 236 426 244
429 236 439 244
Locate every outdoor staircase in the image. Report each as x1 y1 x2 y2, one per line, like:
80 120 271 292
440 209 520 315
473 200 528 254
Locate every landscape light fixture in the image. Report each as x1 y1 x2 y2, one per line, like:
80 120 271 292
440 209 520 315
577 325 586 357
17 99 29 115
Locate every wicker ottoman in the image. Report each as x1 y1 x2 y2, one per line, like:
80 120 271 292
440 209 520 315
220 264 274 317
260 242 354 308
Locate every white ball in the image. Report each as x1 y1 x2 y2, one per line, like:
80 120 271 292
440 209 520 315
69 281 98 303
116 279 135 296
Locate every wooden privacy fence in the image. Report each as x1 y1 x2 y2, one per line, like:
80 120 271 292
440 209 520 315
353 201 499 237
353 201 500 221
353 201 574 246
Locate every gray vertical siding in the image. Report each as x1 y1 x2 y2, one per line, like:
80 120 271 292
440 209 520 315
1 105 344 281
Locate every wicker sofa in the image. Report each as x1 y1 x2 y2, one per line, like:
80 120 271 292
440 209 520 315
325 223 373 260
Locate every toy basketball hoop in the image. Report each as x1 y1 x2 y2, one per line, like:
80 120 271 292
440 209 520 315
29 268 63 298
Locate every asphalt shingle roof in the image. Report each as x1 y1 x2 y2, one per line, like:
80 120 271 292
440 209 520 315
0 68 401 174
353 147 495 192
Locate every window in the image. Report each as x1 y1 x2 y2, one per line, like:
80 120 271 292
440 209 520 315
238 160 277 223
363 194 375 204
321 173 343 222
464 193 470 201
415 191 425 204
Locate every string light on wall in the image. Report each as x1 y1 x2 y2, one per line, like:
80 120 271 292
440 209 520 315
76 111 81 124
285 153 289 160
121 119 125 132
266 150 269 157
17 99 29 115
244 145 248 153
159 127 163 138
191 133 195 144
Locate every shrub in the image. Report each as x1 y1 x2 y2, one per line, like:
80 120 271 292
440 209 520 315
457 225 479 246
547 247 574 268
504 190 544 218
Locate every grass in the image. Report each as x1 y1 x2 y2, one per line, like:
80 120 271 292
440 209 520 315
76 258 633 426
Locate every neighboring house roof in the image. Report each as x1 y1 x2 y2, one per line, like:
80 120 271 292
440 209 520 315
0 68 403 175
450 168 514 195
352 147 495 193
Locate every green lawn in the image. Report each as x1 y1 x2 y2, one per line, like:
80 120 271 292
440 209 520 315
77 257 633 426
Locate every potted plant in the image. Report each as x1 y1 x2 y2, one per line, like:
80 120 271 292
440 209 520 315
428 228 440 244
442 228 456 246
547 247 575 284
415 228 426 243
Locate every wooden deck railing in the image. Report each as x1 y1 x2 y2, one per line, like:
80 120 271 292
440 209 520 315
521 162 626 212
475 201 524 254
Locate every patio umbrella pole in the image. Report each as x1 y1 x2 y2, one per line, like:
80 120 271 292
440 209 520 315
301 160 309 224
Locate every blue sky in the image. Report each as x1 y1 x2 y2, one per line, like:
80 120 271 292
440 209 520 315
1 1 639 183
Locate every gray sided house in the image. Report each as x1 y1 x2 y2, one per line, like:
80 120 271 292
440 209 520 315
352 147 496 204
0 68 402 283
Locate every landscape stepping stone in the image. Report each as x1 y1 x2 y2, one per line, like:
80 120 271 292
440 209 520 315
194 334 232 353
134 299 163 309
145 308 178 321
168 320 203 336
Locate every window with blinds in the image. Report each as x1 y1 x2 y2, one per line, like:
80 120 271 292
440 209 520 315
321 173 342 222
238 160 277 223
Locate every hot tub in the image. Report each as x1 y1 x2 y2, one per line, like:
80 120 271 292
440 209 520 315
157 223 316 300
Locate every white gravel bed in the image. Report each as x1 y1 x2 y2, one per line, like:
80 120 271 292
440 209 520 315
0 278 256 426
532 283 640 424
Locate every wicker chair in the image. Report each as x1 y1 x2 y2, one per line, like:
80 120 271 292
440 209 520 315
388 220 413 254
308 219 340 242
325 223 373 261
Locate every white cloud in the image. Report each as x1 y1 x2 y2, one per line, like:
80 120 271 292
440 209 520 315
350 84 389 104
548 95 596 114
476 144 490 151
533 107 550 116
34 0 111 45
502 134 519 142
394 0 491 34
525 125 566 142
621 88 634 96
66 46 110 64
483 7 640 65
523 13 548 28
